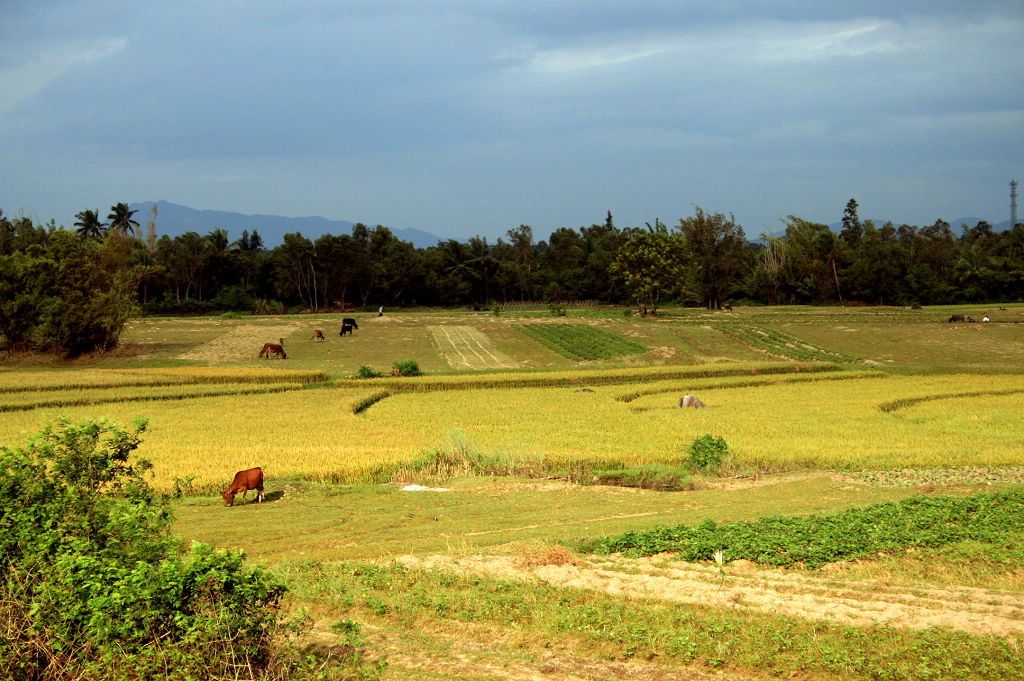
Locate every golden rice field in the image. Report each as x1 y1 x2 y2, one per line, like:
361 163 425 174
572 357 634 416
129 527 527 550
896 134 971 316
1 362 1021 491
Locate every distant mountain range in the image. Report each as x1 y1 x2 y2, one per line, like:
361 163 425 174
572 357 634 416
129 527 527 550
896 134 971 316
128 200 446 248
132 201 1015 247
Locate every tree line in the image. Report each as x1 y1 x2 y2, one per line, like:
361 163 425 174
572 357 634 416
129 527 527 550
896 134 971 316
1 200 1022 354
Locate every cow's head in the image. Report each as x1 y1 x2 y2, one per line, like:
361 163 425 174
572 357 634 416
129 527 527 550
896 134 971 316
221 489 235 506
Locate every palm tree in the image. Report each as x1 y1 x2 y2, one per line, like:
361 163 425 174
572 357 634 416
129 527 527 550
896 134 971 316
74 209 106 240
106 203 140 237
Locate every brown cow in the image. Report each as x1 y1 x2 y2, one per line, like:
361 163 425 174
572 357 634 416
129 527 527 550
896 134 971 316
259 338 286 358
723 303 733 312
312 329 326 342
222 467 265 506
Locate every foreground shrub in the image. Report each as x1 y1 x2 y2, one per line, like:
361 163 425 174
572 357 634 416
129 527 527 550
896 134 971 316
0 419 289 680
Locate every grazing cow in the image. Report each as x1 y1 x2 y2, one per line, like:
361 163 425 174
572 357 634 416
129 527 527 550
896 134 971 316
948 314 965 323
340 323 354 336
259 338 287 359
312 329 326 342
967 316 976 323
723 303 733 312
222 467 265 506
342 317 359 331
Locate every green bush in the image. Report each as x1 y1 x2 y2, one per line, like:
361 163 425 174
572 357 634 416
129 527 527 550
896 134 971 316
687 434 730 474
0 419 291 680
390 359 422 377
0 230 136 356
355 364 383 379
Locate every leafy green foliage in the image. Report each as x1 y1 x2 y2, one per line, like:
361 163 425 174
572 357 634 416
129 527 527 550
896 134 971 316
355 365 383 379
521 324 647 361
581 489 1024 568
686 434 730 474
0 230 136 356
609 223 685 316
0 419 290 680
390 359 422 376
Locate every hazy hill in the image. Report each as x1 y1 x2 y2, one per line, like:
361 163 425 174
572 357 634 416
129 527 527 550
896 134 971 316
129 200 446 248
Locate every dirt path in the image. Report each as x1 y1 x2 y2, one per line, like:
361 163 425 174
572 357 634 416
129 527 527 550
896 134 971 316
429 325 519 370
399 553 1024 637
177 323 302 361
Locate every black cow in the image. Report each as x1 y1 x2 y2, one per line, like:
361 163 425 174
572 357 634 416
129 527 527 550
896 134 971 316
948 314 965 323
340 323 354 336
341 317 358 331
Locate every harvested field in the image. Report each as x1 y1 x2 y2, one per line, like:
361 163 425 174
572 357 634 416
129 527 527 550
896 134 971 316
429 325 519 370
177 323 302 361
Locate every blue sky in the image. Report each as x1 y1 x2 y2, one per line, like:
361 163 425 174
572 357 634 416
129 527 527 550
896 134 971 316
1 0 1022 240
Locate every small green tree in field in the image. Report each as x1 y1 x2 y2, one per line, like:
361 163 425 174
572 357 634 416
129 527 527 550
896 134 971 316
687 434 730 474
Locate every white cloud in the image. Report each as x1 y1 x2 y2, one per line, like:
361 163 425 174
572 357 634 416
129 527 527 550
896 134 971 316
0 38 128 120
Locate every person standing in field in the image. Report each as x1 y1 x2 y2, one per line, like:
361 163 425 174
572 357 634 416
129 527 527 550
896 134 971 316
378 305 383 317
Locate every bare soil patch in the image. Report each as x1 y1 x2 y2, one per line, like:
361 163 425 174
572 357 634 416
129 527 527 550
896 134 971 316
428 325 520 370
177 324 302 361
400 553 1024 637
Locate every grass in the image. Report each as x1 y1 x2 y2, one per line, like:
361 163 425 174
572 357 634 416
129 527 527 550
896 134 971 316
172 474 917 563
279 559 1024 681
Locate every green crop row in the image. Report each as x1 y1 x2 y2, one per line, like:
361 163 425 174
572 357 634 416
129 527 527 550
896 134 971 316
579 489 1024 568
519 324 648 360
716 325 859 363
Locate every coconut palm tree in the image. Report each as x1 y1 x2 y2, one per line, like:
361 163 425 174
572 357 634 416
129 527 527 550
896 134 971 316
106 203 140 237
74 209 106 240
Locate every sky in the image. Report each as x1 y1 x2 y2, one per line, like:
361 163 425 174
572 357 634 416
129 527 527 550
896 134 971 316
1 0 1022 241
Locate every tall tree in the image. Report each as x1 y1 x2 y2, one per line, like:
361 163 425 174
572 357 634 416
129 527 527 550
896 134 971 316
106 203 140 237
840 198 862 248
611 222 684 316
74 209 106 240
676 207 747 309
